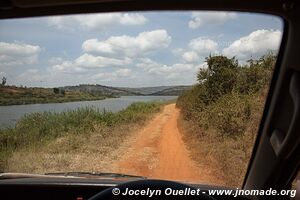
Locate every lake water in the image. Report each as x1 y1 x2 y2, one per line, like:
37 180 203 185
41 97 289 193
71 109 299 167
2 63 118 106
0 96 177 128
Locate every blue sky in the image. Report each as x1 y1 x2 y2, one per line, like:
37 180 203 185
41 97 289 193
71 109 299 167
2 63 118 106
0 11 283 87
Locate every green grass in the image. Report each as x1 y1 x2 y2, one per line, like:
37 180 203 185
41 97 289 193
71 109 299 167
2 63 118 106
0 101 163 171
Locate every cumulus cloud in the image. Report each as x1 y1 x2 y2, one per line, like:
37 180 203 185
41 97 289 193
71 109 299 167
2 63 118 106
182 51 200 63
0 71 6 77
154 63 194 75
189 11 237 29
136 58 204 77
137 59 207 84
189 37 219 55
223 29 282 61
82 29 171 57
50 29 171 80
92 68 133 81
48 13 147 30
133 35 213 82
180 37 219 64
51 53 132 73
0 41 41 67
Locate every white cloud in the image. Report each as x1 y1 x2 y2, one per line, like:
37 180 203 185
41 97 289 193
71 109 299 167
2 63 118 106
91 68 133 81
120 14 147 25
0 41 41 67
189 11 237 29
181 37 219 63
136 58 203 76
223 29 282 61
75 53 131 68
147 62 206 82
82 29 171 57
51 61 86 73
0 71 6 77
48 13 147 30
189 37 219 55
115 68 132 77
182 51 200 63
136 58 159 70
48 29 172 83
134 38 210 83
147 64 187 75
51 53 132 73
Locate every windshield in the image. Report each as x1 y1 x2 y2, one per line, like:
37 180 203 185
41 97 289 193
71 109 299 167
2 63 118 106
0 11 283 187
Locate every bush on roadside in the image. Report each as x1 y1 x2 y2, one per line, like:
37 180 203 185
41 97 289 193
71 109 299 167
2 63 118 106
201 93 252 137
176 52 276 186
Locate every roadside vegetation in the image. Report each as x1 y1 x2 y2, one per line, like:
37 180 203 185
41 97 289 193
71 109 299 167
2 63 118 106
0 86 113 106
0 102 163 172
176 52 276 187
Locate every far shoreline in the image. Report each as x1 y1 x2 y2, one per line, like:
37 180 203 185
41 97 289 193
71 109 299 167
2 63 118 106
0 84 188 106
0 96 115 106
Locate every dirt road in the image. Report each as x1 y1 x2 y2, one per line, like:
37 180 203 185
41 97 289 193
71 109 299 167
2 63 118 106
117 103 219 183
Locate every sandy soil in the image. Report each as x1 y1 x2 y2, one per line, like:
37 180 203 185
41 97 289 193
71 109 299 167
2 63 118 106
116 103 220 184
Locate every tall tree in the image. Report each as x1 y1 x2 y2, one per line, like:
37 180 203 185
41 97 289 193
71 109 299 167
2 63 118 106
198 55 239 102
1 77 6 86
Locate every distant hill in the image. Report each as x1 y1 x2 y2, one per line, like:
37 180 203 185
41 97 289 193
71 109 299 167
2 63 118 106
149 86 192 96
61 84 141 96
116 86 179 95
61 84 191 96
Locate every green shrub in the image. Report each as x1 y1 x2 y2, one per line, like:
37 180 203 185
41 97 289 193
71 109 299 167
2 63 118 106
177 52 275 137
202 94 253 136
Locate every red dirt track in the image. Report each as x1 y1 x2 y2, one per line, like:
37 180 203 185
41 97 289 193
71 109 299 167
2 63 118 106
117 103 219 184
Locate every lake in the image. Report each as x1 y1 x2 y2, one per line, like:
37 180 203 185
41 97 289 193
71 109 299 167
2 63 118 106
0 96 177 128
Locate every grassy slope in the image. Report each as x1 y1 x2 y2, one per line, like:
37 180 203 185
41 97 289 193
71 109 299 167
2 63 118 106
0 86 110 106
0 102 163 172
178 89 267 187
176 53 274 187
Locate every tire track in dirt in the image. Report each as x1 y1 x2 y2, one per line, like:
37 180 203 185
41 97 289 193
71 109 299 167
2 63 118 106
116 103 219 183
